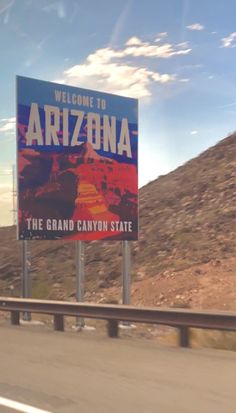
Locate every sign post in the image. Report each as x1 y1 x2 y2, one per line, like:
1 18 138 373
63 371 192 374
22 240 31 321
75 240 85 329
122 240 131 305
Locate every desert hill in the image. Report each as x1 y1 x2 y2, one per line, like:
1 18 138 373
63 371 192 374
0 133 236 311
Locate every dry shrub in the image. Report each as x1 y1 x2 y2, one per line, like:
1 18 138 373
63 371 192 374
191 329 236 351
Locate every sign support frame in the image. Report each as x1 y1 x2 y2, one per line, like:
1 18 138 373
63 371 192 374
75 240 85 329
122 240 131 305
22 240 31 321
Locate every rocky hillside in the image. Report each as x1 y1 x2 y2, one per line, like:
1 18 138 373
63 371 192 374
138 132 236 273
0 133 236 310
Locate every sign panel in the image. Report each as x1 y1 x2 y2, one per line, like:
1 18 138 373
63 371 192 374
17 76 138 241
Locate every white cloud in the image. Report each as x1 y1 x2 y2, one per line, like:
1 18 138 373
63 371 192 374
177 42 189 49
151 73 176 83
109 1 132 46
187 23 204 31
0 0 15 15
190 130 198 135
0 117 15 122
221 32 236 48
0 181 12 190
125 36 144 46
64 58 161 98
0 183 13 226
124 42 191 58
0 0 16 25
61 36 191 99
0 117 15 134
179 78 190 82
37 36 49 51
0 168 14 226
24 58 33 68
133 37 190 58
178 63 204 70
0 180 12 203
53 78 66 85
219 101 236 109
0 167 12 175
42 1 66 19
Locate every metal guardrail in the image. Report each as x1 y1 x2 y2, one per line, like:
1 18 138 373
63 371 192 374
0 297 236 347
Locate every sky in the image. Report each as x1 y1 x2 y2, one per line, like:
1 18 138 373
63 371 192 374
1 0 236 226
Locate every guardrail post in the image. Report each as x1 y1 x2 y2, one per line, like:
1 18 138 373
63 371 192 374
107 319 119 338
11 311 20 325
54 314 64 331
179 326 190 347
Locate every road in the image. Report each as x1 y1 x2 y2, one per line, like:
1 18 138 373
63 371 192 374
0 324 235 413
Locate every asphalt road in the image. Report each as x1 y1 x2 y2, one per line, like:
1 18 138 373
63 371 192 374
0 324 235 413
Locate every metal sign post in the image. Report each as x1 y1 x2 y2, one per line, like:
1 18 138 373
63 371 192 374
22 240 31 321
122 241 131 305
75 240 85 329
12 164 17 225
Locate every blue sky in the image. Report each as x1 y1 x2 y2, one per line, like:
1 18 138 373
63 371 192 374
1 0 236 225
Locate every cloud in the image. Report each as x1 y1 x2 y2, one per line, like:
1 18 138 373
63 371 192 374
42 1 66 19
177 42 189 49
190 130 198 135
125 36 144 46
219 101 236 109
0 165 13 226
179 78 190 82
120 36 191 59
0 0 15 24
221 32 236 48
0 117 15 134
22 35 51 69
187 23 204 31
36 36 50 51
61 36 191 99
178 63 203 70
0 166 12 175
0 0 15 15
64 58 169 98
0 117 15 122
0 182 13 226
0 177 12 202
109 0 132 45
0 181 12 190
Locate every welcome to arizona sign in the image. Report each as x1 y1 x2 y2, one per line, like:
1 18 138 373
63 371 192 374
17 76 138 241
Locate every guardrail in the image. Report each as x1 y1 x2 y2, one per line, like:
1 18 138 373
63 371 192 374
1 297 236 347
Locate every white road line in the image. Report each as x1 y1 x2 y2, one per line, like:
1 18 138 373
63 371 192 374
0 397 52 413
